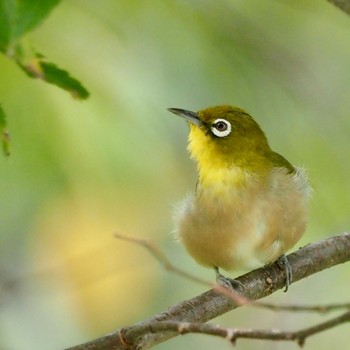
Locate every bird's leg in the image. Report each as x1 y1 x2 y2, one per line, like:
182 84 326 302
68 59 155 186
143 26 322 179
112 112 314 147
277 254 292 292
214 266 245 291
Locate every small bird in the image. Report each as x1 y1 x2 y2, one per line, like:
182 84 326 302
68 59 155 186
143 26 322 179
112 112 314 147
168 105 311 291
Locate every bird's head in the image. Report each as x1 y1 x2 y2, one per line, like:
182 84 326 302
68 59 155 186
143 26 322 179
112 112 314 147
168 105 275 174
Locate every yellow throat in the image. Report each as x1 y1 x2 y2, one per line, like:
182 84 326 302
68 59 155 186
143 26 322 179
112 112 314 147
188 122 248 192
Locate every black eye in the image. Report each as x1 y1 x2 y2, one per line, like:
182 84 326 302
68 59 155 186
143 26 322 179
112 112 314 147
215 121 228 131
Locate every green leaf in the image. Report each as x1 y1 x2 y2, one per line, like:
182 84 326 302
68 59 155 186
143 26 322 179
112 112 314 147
39 61 90 100
13 45 90 100
0 104 10 156
0 0 61 52
0 1 89 100
17 56 90 100
0 1 11 51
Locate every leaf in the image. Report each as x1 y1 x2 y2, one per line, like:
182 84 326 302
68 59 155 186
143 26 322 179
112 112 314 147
0 1 11 51
0 0 61 52
0 1 89 100
39 61 90 99
18 57 90 99
0 104 10 156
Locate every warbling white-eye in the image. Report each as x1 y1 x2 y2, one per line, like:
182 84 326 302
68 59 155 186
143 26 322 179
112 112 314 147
168 105 311 291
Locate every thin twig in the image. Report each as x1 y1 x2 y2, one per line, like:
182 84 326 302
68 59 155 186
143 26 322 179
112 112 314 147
146 310 350 347
114 232 249 306
114 232 211 285
255 301 350 314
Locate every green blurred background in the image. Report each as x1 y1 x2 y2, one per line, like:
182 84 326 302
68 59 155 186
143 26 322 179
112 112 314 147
1 1 350 349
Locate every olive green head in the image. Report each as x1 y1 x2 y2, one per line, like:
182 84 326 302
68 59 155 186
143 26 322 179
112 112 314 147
167 105 294 173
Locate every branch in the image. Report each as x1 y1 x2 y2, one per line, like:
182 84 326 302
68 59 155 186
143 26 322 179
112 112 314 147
142 311 350 347
113 233 249 306
65 232 350 350
113 233 211 286
255 301 350 313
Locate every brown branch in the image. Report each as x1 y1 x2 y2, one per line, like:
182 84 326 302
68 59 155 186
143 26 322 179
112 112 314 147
114 233 249 306
143 311 350 347
255 301 350 313
114 233 211 286
114 233 350 312
65 232 350 350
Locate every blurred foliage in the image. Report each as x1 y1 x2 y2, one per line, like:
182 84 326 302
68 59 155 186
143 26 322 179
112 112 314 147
0 0 89 111
0 1 350 350
327 0 350 14
0 0 60 50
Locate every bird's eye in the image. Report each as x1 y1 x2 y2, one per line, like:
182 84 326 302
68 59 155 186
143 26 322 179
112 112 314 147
211 119 232 137
216 121 227 131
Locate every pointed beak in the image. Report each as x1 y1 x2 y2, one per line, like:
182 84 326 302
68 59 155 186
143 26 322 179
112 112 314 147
167 108 203 127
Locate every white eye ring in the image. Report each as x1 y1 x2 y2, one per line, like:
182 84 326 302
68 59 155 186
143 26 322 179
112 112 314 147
211 118 232 137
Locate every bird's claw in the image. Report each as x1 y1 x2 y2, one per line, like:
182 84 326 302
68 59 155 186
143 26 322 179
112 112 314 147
277 255 292 292
215 267 245 291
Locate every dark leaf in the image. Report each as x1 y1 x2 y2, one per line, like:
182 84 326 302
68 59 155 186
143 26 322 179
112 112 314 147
17 57 90 100
40 61 90 100
0 104 10 156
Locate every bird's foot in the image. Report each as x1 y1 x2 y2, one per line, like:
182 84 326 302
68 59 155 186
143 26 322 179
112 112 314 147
277 254 292 292
214 267 245 291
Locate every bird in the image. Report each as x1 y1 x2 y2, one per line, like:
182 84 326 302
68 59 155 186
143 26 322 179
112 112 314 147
167 105 311 291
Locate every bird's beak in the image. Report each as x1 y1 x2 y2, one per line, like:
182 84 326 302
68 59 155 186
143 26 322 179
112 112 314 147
167 108 203 127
